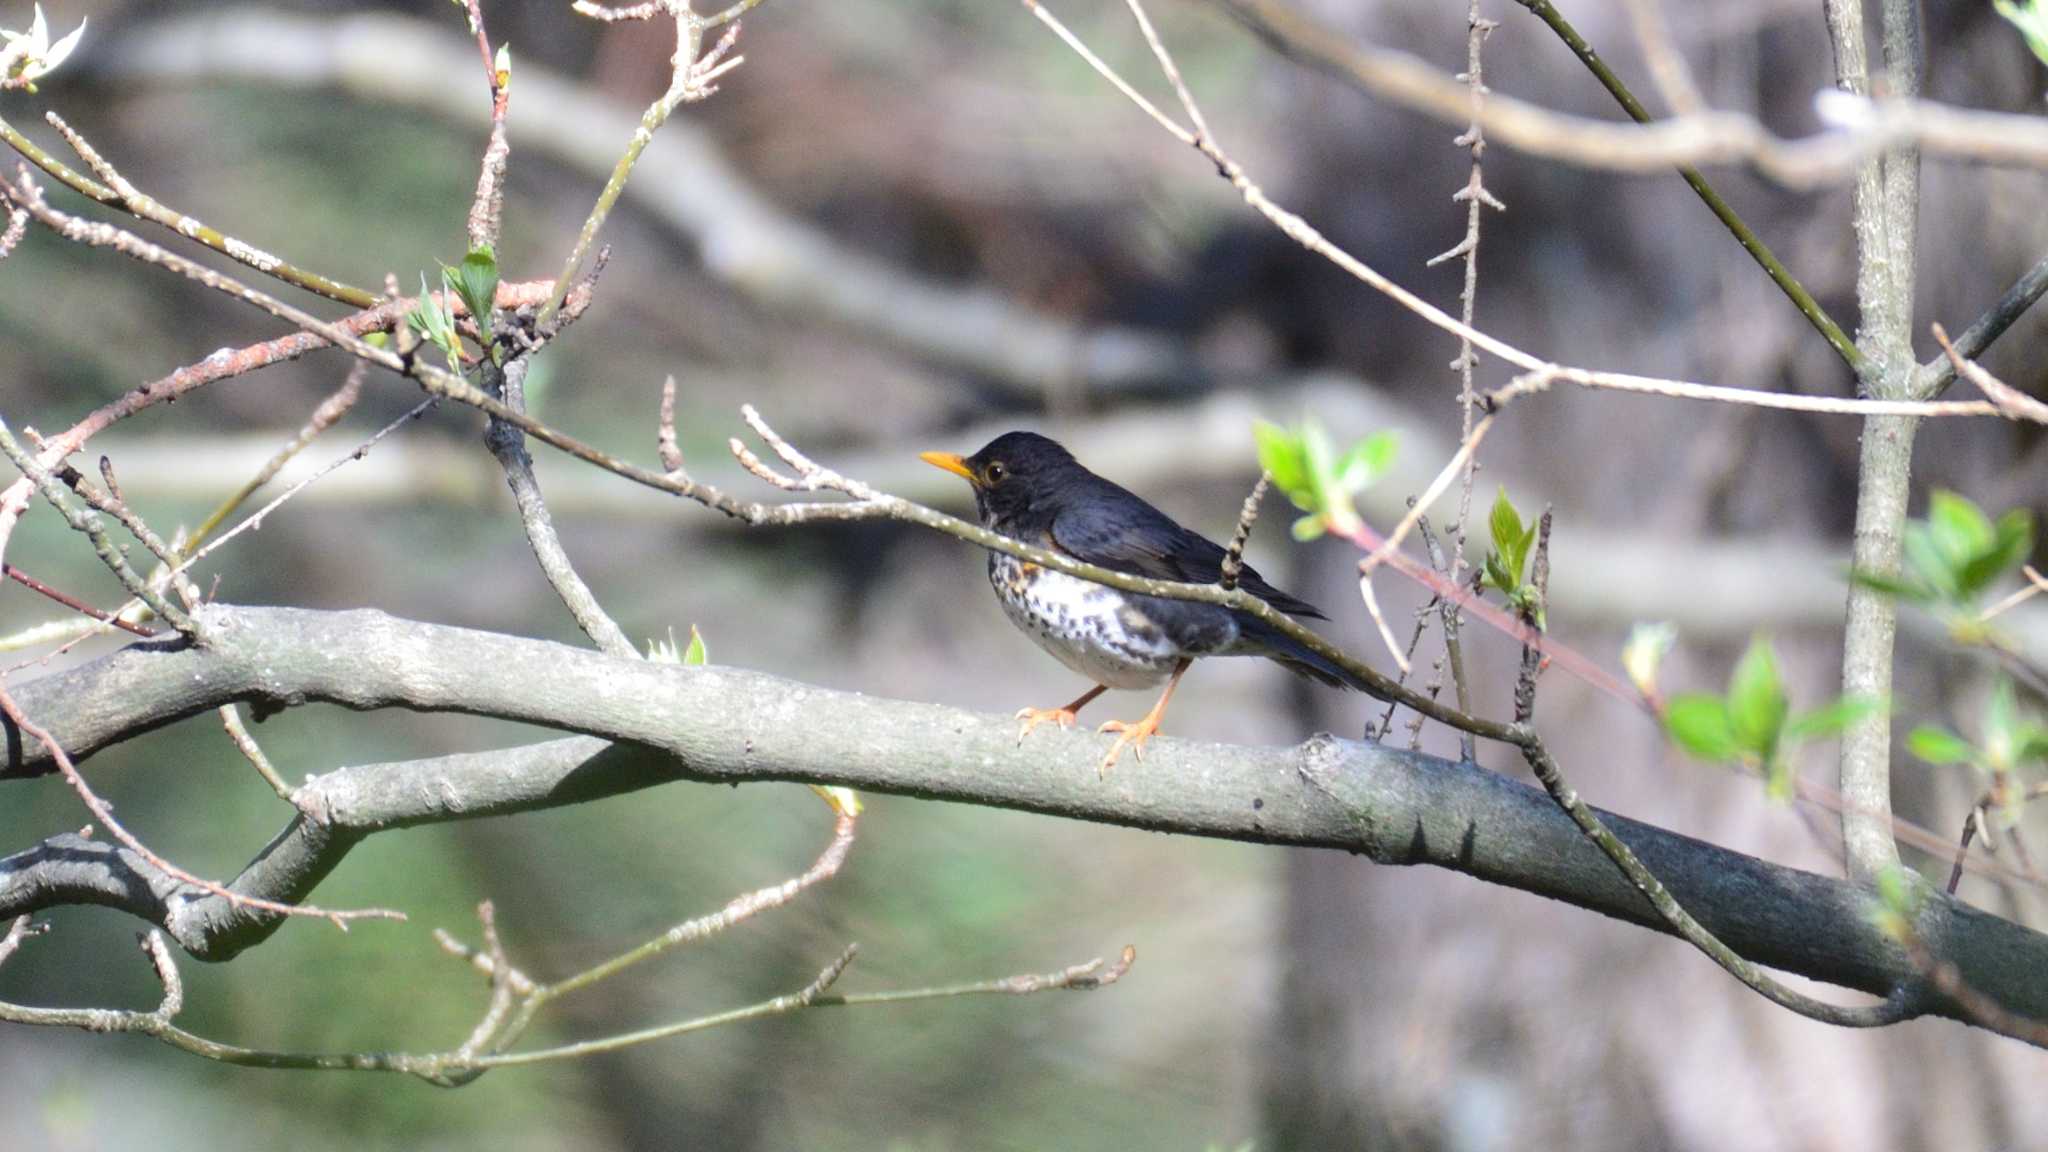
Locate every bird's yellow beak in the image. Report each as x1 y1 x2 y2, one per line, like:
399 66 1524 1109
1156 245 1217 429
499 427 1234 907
920 451 976 483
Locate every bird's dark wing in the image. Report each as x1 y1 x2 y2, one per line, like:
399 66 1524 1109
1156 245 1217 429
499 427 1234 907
1048 479 1328 620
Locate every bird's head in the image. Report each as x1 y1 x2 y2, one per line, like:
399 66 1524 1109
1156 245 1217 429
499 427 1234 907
920 431 1079 531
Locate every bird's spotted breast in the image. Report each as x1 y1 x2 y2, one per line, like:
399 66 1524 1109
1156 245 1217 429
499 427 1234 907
988 553 1180 690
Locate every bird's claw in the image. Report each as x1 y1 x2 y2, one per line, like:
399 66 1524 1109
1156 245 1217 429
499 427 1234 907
1094 717 1159 777
1014 705 1080 744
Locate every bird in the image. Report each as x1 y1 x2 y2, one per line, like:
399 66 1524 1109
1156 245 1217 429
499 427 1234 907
921 431 1371 775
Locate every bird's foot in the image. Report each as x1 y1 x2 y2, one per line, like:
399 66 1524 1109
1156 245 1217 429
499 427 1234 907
1095 714 1162 777
1014 705 1082 743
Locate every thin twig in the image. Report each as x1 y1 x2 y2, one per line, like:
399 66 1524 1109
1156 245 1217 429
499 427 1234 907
539 810 857 1003
2 564 156 637
0 685 401 929
1023 1 2002 422
1502 521 1912 1028
33 112 375 307
1361 413 1495 575
220 705 295 802
0 421 192 633
541 4 747 321
1932 323 2048 424
1613 0 1703 117
463 0 512 253
183 363 367 557
1439 0 1499 729
1217 472 1269 592
656 374 687 475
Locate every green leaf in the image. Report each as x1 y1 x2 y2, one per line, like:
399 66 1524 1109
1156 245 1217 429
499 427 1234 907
1482 554 1517 597
1906 725 1976 766
1290 514 1326 542
682 624 709 666
1726 635 1788 759
406 272 461 366
1927 490 1995 571
442 245 501 348
1665 694 1741 761
1899 525 1959 601
1488 488 1525 581
1300 418 1361 533
1253 421 1310 508
1955 508 2036 601
1785 695 1887 743
1337 430 1398 492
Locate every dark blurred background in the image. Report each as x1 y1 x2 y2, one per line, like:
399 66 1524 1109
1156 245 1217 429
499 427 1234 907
1 0 2045 1148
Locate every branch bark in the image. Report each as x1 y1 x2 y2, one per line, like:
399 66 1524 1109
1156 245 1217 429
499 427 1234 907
1828 0 1921 885
2 605 2044 1045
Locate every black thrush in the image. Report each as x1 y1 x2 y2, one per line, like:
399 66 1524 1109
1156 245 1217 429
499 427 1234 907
922 431 1370 774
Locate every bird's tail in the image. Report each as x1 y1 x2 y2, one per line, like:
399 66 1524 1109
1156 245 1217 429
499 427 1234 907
1236 615 1377 692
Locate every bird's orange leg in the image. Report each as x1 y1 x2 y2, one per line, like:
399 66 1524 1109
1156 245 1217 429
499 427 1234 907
1015 684 1109 743
1096 659 1191 776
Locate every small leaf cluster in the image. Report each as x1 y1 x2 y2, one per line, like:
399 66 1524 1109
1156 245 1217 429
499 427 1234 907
1481 488 1542 628
1908 678 2048 828
645 625 864 817
1663 634 1884 800
646 624 709 666
1253 418 1397 541
1855 490 2034 638
406 245 501 372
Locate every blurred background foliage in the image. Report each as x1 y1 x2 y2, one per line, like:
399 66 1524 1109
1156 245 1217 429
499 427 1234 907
0 0 2045 1148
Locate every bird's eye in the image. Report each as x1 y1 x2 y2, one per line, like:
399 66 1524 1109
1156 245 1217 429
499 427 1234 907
985 461 1007 483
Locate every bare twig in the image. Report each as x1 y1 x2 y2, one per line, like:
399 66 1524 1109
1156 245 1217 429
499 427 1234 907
1502 0 1861 371
485 356 638 658
1437 0 1500 704
656 374 686 475
462 0 511 253
1022 1 2004 424
184 364 367 556
542 2 751 321
1933 323 2048 424
541 810 857 1004
2 564 156 637
1614 0 1703 118
0 421 192 633
1217 472 1269 592
220 705 295 802
1356 570 1410 676
0 685 401 929
32 112 375 307
1359 413 1495 575
1202 0 2048 185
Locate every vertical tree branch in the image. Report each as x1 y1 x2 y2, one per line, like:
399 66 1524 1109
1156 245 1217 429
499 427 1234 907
1827 0 1922 884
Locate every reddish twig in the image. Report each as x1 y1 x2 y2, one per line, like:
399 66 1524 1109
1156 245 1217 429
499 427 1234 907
2 564 156 637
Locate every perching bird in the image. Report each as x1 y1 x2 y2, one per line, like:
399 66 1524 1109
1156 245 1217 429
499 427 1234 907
922 431 1369 774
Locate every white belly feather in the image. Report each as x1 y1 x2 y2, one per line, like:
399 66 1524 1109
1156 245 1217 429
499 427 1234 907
990 556 1181 690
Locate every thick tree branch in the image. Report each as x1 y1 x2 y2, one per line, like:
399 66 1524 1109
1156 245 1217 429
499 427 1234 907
1 605 2044 1045
1829 0 1920 886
